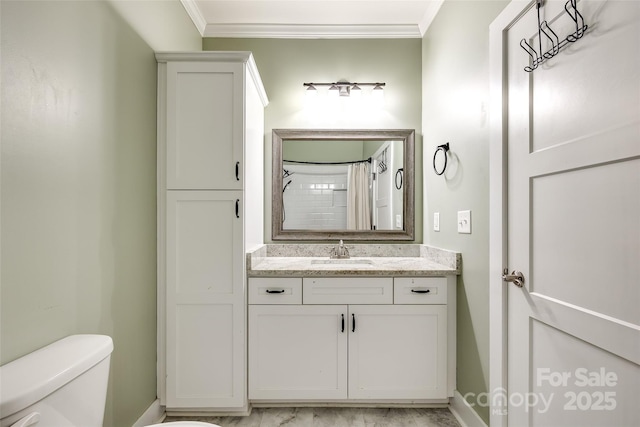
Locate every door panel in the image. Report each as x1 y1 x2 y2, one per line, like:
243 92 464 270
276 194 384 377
528 1 640 152
175 304 234 397
529 320 640 426
171 195 236 295
166 190 244 407
166 62 243 190
348 305 447 399
248 305 348 400
531 159 640 325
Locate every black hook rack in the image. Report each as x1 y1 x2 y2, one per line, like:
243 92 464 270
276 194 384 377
520 0 588 73
283 168 294 178
378 160 388 174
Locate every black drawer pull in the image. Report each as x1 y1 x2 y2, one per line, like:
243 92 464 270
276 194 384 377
265 289 285 294
235 199 240 218
352 313 356 332
411 289 431 294
236 161 240 181
341 314 345 333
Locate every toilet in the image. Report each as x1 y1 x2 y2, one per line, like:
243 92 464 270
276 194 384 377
0 335 219 427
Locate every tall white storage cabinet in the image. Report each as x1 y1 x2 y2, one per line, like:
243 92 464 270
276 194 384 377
156 52 268 412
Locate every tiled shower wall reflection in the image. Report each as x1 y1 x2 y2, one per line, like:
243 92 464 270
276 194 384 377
282 164 348 230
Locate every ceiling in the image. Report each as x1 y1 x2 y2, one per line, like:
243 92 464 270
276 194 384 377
180 0 444 39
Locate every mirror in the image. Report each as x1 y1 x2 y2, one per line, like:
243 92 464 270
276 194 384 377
272 129 414 241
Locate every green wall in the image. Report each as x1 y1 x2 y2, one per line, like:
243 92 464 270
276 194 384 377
422 0 508 423
0 1 197 425
203 38 423 242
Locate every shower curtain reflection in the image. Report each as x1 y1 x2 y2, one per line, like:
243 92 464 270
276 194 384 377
347 162 372 230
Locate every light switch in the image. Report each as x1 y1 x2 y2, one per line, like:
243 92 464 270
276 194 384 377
457 210 471 234
395 214 402 229
433 212 440 232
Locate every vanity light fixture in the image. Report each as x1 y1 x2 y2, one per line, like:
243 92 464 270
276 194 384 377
303 82 385 98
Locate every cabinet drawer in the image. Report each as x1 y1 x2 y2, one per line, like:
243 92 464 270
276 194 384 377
303 278 393 304
249 278 302 304
394 277 448 304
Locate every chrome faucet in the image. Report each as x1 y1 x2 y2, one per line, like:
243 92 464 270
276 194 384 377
330 240 350 259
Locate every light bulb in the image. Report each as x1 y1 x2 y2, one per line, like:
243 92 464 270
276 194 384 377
351 84 362 98
305 84 318 99
372 84 385 108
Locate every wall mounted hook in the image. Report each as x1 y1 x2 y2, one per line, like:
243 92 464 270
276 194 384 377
433 142 450 176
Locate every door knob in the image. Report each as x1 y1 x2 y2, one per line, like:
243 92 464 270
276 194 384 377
502 268 525 287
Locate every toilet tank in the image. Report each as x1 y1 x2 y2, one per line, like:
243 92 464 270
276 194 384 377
0 335 113 427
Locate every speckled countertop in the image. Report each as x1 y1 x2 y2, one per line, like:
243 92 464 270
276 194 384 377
247 244 461 277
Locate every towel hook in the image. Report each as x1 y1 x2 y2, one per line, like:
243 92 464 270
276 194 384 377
395 168 404 190
433 142 450 176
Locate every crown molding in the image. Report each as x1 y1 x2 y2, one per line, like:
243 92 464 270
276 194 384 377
202 23 423 39
180 0 207 35
418 0 445 36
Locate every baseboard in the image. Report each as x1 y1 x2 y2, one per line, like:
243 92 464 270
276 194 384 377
132 399 165 427
250 400 448 407
449 391 488 427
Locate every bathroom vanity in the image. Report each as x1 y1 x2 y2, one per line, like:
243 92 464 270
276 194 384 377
155 51 459 414
246 244 460 406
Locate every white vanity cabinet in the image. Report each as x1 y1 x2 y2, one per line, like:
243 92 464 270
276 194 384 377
248 276 455 403
249 304 348 400
157 52 268 411
347 304 447 400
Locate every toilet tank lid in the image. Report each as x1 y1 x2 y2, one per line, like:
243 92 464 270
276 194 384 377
0 335 113 417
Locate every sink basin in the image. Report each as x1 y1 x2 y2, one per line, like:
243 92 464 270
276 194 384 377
310 259 374 265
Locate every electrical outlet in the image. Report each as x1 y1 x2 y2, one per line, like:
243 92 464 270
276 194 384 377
457 210 471 234
433 212 440 232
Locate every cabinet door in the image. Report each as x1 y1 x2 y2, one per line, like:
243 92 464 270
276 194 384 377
166 190 244 408
348 305 448 399
165 61 243 190
249 305 348 400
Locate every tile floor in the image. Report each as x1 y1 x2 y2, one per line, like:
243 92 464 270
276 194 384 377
165 407 461 426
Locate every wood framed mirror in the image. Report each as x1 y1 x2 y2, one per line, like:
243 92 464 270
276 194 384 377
272 129 414 241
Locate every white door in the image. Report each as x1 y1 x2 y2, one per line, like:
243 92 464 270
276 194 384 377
491 1 640 425
165 190 244 408
348 305 447 399
165 61 243 190
248 305 348 400
372 143 393 230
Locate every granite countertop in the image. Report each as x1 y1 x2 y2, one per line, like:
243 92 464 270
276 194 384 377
247 244 461 277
